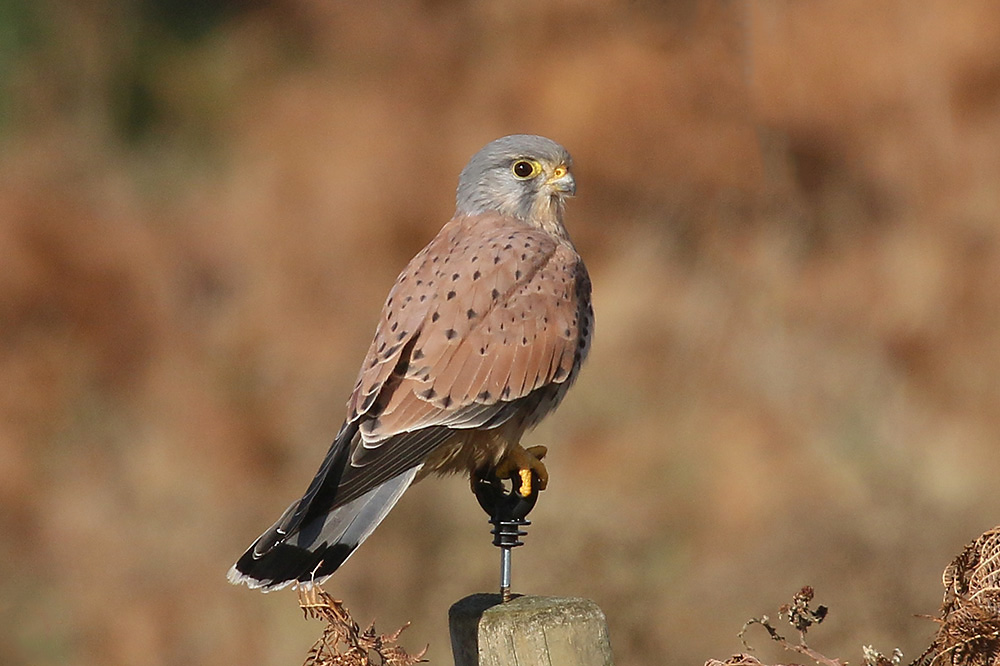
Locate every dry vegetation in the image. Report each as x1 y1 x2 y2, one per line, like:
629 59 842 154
298 587 425 666
917 528 1000 666
711 526 1000 666
3 1 1000 665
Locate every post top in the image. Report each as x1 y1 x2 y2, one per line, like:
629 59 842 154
449 594 614 666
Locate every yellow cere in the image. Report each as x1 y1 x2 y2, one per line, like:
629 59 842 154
552 165 567 179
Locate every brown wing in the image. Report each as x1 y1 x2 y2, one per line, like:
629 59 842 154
343 212 589 469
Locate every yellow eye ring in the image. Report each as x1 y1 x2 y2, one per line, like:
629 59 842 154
512 160 541 179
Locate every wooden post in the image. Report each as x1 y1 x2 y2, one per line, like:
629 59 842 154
449 594 614 666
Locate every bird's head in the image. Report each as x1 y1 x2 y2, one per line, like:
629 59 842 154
456 134 575 236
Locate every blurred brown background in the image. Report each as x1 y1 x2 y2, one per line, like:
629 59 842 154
3 1 1000 664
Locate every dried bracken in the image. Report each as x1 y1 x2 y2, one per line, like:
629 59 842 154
779 585 829 634
911 527 1000 666
720 528 1000 666
737 586 843 666
865 645 904 666
298 586 427 666
705 654 769 666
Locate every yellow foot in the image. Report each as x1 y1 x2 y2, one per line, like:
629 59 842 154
494 444 548 497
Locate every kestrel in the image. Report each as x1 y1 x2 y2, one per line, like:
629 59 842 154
229 134 593 591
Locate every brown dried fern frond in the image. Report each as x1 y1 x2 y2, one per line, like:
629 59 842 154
912 526 1000 666
737 586 844 666
942 528 1000 617
298 586 427 666
705 654 769 666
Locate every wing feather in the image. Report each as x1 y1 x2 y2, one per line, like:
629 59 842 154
344 213 589 473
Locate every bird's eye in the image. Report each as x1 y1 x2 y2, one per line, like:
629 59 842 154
512 160 539 179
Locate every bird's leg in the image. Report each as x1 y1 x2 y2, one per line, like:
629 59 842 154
493 444 548 497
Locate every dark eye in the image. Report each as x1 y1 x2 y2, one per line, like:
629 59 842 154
512 160 537 179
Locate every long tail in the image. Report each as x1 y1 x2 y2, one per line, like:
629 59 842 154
227 424 420 591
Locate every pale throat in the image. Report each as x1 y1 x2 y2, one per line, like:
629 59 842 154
526 194 570 240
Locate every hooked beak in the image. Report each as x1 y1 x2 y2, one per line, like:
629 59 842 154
546 165 576 196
